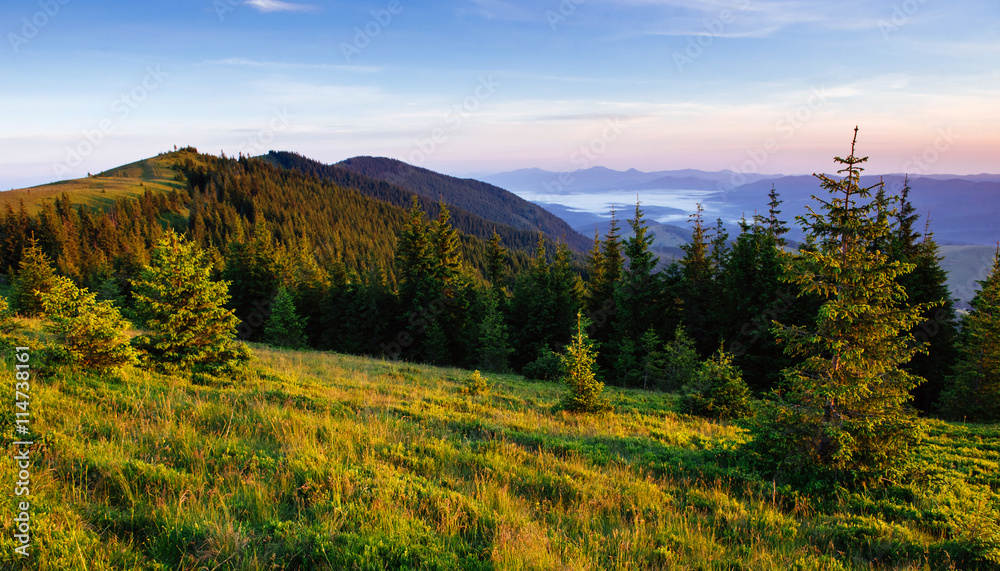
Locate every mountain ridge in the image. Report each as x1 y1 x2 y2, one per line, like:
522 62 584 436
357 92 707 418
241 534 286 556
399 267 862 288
333 156 592 252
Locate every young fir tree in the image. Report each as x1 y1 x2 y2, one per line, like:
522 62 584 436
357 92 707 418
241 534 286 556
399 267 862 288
659 325 701 392
422 319 452 366
40 276 137 372
940 246 1000 421
758 129 932 485
561 312 608 413
682 346 753 420
132 231 248 371
263 287 308 349
0 295 12 336
11 237 59 317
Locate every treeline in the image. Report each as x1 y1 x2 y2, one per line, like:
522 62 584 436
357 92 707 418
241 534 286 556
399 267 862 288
2 145 997 434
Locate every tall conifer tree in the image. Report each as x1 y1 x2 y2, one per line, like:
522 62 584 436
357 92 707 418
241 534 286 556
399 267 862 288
940 246 1000 421
759 129 932 484
612 201 661 386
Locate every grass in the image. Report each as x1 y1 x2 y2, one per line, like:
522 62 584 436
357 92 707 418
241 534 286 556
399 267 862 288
0 149 201 215
1 323 998 569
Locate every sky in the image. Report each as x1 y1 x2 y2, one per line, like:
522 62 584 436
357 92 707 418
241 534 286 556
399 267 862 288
1 0 998 189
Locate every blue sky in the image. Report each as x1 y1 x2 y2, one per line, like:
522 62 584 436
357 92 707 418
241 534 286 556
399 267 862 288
2 0 998 188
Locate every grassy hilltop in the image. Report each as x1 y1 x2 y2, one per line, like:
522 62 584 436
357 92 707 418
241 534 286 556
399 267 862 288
1 326 998 570
0 151 201 216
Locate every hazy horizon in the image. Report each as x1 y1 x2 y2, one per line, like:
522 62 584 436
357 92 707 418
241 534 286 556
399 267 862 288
3 0 998 189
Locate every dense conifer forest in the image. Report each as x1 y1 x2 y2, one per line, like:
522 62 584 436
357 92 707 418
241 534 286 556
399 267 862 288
1 143 992 424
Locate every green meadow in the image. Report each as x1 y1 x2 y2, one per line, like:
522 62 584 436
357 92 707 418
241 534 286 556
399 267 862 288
1 325 998 570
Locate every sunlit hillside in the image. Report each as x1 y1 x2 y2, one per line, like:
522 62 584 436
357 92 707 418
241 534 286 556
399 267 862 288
1 328 997 570
0 149 201 215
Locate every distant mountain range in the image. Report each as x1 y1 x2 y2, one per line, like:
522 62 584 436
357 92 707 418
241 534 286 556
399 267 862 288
5 151 996 307
481 166 1000 307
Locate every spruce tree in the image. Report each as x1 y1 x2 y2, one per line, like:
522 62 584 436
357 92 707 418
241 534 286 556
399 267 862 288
587 208 623 339
889 181 959 412
561 312 608 413
940 247 1000 421
477 291 513 372
40 276 137 372
550 241 581 349
486 229 508 290
601 207 624 293
718 219 792 392
759 129 932 485
320 260 352 352
612 201 661 386
395 197 434 313
584 227 606 316
766 185 789 245
0 295 12 336
682 347 753 420
223 225 282 341
510 234 555 370
132 231 248 371
429 201 462 298
680 204 713 353
11 237 58 317
427 201 474 366
263 287 308 349
288 239 330 347
659 325 700 392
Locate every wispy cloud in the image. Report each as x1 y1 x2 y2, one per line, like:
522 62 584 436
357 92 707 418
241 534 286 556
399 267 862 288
202 58 380 73
244 0 318 14
461 0 537 22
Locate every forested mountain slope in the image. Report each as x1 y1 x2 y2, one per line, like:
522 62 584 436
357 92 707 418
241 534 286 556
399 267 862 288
267 153 590 252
